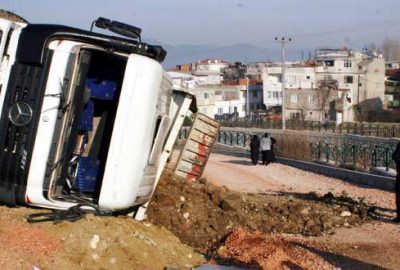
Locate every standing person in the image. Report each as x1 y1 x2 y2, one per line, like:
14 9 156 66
249 135 260 165
270 135 277 162
392 141 400 222
260 133 272 165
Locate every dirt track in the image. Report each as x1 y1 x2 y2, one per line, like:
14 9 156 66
202 153 400 269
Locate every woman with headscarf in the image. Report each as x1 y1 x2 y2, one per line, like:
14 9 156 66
249 135 260 165
260 133 276 165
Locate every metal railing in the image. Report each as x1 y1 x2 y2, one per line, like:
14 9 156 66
310 141 395 171
218 119 400 138
178 128 397 171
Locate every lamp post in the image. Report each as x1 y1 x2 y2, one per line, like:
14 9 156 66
275 36 292 130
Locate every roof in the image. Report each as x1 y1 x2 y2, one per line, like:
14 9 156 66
167 71 193 79
196 59 230 65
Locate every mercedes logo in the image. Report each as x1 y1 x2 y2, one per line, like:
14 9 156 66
8 102 33 127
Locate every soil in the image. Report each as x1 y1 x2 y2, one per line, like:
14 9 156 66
0 206 204 269
200 152 400 269
217 228 335 269
147 172 372 256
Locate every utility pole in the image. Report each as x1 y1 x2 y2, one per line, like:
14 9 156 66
275 36 292 130
246 76 250 118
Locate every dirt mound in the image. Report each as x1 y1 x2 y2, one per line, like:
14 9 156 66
147 172 372 255
216 228 334 269
0 206 204 269
0 9 28 23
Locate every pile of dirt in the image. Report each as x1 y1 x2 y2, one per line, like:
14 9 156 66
147 172 372 255
216 228 334 269
0 206 205 269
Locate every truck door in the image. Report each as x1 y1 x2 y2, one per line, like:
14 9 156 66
98 54 164 211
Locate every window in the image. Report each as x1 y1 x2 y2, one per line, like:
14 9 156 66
324 75 332 81
233 106 238 113
204 93 209 99
279 92 283 98
217 108 223 115
324 60 334 67
242 105 246 111
267 92 272 98
273 91 279 98
3 29 14 57
287 75 296 84
344 61 352 68
242 91 246 98
253 91 257 98
344 76 353 84
291 94 298 103
308 95 315 103
306 76 311 80
202 107 208 114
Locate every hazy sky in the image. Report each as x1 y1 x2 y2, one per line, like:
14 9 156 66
1 0 400 49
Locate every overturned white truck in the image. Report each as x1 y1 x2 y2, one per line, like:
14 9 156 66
0 16 219 220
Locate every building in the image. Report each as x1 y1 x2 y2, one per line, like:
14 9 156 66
262 48 386 123
167 71 195 90
385 62 400 109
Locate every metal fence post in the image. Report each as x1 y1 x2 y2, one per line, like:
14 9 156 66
352 144 357 169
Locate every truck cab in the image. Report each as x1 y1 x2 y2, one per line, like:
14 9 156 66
0 17 202 215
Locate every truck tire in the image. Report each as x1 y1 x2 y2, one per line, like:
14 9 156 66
0 9 28 23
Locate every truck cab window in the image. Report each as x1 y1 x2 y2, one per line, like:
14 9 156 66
3 29 13 56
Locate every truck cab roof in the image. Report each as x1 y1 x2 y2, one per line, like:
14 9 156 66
15 23 166 65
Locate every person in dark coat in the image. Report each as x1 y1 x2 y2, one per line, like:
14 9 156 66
392 141 400 222
270 136 277 162
249 135 260 165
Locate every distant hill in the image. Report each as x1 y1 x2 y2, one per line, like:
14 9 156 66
142 38 309 68
162 43 275 68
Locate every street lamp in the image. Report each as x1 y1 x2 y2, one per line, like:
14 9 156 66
275 36 292 130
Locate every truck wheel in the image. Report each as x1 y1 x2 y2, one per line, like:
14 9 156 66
0 9 28 23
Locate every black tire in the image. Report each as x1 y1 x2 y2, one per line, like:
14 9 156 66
0 9 28 23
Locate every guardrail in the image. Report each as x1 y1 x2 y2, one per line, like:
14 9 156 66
218 119 400 138
178 128 397 171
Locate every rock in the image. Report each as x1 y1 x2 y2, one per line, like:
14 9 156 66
220 194 242 211
299 206 310 215
180 196 185 202
183 212 190 219
320 215 333 229
340 211 352 217
90 234 100 249
247 221 258 231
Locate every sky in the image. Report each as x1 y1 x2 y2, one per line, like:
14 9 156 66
1 0 400 51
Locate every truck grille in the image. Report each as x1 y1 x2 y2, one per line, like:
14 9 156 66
0 63 44 205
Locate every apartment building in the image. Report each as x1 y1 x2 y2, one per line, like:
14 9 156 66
262 49 385 123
